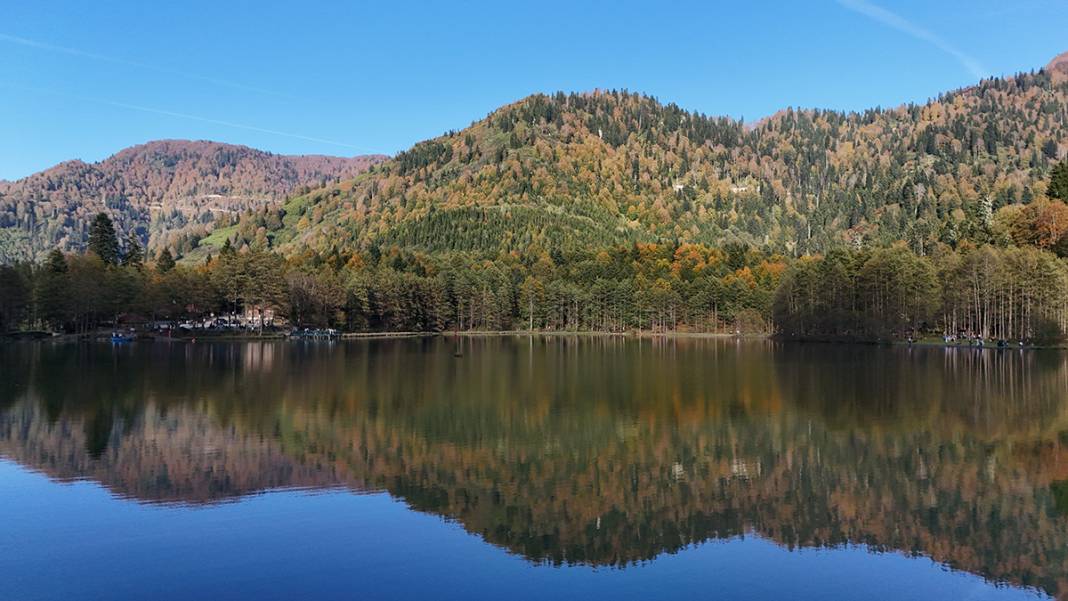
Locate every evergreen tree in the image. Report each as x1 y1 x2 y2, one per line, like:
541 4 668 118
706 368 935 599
87 213 120 265
1043 139 1060 160
123 232 144 268
156 248 176 273
0 265 29 332
1050 160 1068 201
45 249 68 274
35 250 70 330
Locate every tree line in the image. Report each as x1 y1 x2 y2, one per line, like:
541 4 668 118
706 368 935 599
775 163 1068 341
773 244 1068 341
0 213 778 335
2 160 1068 342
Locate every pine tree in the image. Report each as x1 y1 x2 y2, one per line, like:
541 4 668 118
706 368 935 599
45 249 68 273
123 232 144 268
1050 160 1068 201
1043 139 1060 160
35 250 70 329
156 248 176 273
0 265 29 332
87 213 120 266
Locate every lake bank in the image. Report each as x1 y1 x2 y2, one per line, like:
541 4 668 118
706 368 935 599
2 329 765 343
774 333 1068 350
8 329 1065 349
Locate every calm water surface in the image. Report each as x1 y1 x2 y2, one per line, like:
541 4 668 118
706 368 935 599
1 337 1066 600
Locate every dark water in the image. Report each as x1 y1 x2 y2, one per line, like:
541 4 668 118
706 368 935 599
2 337 1067 601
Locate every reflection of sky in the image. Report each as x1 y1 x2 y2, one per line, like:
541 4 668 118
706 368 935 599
0 460 1046 601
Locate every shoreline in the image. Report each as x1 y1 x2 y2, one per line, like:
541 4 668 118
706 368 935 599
2 330 766 343
5 330 1065 349
443 330 757 339
775 335 1068 350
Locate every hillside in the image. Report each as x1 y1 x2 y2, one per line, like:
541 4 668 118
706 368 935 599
5 58 1067 265
0 140 386 262
206 59 1068 259
4 56 1068 341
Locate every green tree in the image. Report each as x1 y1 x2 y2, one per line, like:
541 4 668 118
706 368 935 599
156 248 176 273
244 250 288 322
1043 139 1060 160
0 265 30 332
123 232 144 268
35 250 70 330
210 246 251 314
87 213 120 266
1049 160 1068 201
518 276 545 330
70 254 111 331
44 249 68 274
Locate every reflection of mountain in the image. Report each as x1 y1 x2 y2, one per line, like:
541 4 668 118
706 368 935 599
0 402 351 504
1 340 1067 598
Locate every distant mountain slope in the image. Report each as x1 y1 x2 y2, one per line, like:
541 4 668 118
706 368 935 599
219 55 1067 259
0 140 386 261
1047 51 1068 82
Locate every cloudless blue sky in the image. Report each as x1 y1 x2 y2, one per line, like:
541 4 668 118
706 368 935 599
1 0 1066 180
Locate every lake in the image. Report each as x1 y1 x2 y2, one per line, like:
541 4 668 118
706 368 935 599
1 337 1066 600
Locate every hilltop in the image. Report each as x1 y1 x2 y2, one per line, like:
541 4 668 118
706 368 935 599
0 140 385 262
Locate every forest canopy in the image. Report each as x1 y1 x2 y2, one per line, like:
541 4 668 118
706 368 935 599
3 163 1068 344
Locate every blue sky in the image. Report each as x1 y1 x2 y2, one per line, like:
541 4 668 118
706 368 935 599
1 0 1066 180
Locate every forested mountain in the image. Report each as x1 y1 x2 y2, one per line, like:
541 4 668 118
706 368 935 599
0 140 385 262
209 54 1068 259
5 55 1068 341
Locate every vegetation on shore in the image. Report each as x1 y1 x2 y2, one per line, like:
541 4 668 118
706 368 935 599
0 213 779 335
2 161 1068 344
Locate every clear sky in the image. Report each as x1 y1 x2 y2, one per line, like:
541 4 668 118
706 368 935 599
1 0 1066 180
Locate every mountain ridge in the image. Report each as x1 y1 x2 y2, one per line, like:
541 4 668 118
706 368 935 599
3 52 1068 263
0 139 386 262
222 56 1067 260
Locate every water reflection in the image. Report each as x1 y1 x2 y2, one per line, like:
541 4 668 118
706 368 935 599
1 338 1067 598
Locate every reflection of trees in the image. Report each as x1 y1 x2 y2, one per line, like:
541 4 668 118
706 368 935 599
1 339 1068 597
